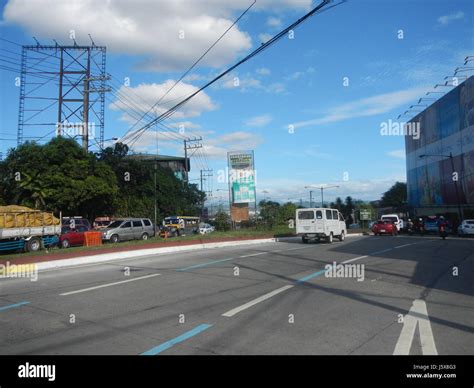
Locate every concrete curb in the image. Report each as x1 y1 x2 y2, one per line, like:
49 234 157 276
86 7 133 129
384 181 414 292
34 238 277 272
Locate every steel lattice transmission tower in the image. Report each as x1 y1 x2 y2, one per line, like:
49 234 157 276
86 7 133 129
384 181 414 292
17 43 109 150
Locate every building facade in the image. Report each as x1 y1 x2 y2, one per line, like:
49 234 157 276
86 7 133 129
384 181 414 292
405 76 474 220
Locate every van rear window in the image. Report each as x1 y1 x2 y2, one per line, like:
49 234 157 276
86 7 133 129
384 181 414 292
382 216 398 223
298 211 314 220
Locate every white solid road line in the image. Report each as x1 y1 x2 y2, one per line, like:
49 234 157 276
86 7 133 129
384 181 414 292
342 255 368 264
222 285 294 317
239 252 269 258
393 299 438 355
59 273 161 296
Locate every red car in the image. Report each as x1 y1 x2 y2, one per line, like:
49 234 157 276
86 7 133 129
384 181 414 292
60 225 90 248
372 220 398 236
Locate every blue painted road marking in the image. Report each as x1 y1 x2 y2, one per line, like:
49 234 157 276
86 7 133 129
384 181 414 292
141 323 213 355
0 301 30 312
177 258 234 271
296 269 327 284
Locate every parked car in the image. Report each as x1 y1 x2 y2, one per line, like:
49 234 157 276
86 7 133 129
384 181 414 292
296 208 347 243
458 219 474 236
380 214 402 231
101 218 155 243
372 220 398 236
62 216 91 230
93 216 112 229
199 223 215 234
60 225 90 248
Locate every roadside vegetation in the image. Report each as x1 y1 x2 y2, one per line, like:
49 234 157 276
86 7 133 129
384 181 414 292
0 138 204 221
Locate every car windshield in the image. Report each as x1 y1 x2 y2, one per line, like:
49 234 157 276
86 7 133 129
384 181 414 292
107 220 123 229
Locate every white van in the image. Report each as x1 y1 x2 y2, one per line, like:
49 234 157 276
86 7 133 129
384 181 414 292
381 214 402 231
296 208 347 243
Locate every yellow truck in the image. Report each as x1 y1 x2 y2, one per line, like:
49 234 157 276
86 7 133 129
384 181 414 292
0 205 61 252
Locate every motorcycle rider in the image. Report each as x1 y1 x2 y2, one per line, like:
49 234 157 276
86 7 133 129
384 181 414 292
416 217 425 236
406 218 414 235
438 216 448 240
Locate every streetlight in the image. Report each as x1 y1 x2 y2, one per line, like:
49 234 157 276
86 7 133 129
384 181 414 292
305 185 339 207
419 153 463 222
262 190 269 201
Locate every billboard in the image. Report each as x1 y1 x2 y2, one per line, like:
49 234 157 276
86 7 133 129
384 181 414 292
228 151 256 205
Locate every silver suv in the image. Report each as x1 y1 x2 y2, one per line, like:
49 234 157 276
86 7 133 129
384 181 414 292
101 218 155 243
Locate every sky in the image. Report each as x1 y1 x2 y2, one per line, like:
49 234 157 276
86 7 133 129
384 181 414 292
0 0 473 207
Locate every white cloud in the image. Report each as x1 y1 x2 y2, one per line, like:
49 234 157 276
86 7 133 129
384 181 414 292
387 149 406 159
266 16 282 28
109 80 217 123
266 82 286 94
220 75 262 90
258 33 273 43
3 0 311 72
126 128 263 159
288 71 304 80
292 86 428 129
256 67 271 76
166 121 202 130
438 11 465 25
244 114 272 127
256 176 406 203
203 131 264 158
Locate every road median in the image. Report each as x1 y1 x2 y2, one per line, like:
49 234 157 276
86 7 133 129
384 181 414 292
0 235 280 272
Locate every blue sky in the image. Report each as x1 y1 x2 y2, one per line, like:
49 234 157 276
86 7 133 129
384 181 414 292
1 0 473 205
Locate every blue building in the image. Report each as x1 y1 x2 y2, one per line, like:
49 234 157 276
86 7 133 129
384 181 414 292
405 76 474 221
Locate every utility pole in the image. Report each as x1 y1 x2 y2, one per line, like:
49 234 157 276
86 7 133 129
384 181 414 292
200 169 213 192
183 137 202 184
82 47 91 150
200 169 213 218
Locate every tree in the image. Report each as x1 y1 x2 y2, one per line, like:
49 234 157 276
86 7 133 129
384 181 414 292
0 138 207 223
344 196 354 225
214 209 231 231
17 171 49 209
98 143 205 220
259 200 281 229
381 182 407 207
279 202 297 222
0 138 118 219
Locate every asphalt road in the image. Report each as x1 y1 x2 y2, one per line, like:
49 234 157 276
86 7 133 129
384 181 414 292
0 235 472 355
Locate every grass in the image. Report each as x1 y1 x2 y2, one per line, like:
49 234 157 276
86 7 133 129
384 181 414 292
0 225 295 261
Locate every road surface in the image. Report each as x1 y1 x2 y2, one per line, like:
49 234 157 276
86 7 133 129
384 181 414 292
0 235 472 355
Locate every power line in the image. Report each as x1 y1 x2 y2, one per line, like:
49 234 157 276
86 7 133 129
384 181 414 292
124 0 335 147
122 0 256 140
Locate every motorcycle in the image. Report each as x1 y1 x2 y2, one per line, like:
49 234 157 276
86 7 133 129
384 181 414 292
439 224 447 240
